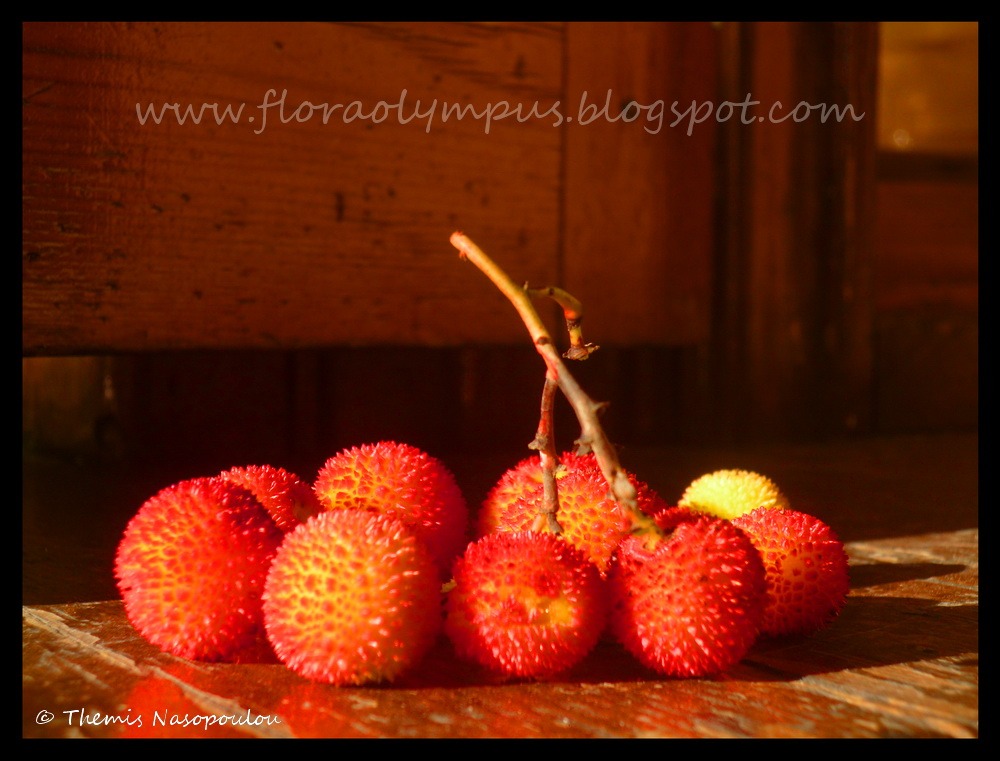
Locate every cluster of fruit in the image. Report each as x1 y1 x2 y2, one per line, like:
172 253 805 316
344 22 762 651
114 440 850 686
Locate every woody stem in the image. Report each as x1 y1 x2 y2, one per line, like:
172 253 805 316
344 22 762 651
451 231 661 538
528 372 562 534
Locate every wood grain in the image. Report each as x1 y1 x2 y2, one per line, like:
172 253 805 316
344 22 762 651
23 22 565 354
23 22 724 356
22 528 978 739
713 21 877 439
23 434 978 738
562 22 717 347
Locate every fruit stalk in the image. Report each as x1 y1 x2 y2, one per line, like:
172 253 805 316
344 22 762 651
524 285 599 361
528 372 562 534
450 231 661 539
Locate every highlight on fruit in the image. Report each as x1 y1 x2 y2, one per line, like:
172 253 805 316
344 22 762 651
112 232 851 688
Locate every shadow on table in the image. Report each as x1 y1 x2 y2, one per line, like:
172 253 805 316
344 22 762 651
848 561 968 589
740 595 977 679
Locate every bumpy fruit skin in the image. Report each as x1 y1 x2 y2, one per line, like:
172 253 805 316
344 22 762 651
262 510 441 686
115 477 284 661
222 464 322 532
609 508 767 678
679 468 789 520
732 507 850 637
477 451 668 575
313 441 468 575
445 531 608 679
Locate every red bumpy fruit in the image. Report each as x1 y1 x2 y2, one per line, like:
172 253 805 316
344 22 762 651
477 451 668 575
222 464 322 532
731 506 850 637
445 530 609 679
262 510 442 686
115 476 284 661
313 441 468 575
609 507 767 678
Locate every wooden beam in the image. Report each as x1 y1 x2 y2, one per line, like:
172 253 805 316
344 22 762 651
562 22 717 347
22 22 564 354
713 22 877 440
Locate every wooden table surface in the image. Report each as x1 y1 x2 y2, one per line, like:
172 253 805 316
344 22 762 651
22 434 979 739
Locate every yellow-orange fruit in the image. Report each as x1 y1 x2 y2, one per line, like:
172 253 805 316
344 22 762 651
477 451 668 575
115 477 284 661
313 441 468 575
262 510 441 686
444 531 608 679
679 468 789 520
732 507 850 636
609 508 767 678
222 464 322 532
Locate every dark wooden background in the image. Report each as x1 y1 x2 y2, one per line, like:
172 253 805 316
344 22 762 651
22 22 978 604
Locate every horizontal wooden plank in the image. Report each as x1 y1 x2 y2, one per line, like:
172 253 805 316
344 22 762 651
22 526 978 738
22 22 565 354
23 434 979 737
23 22 721 355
